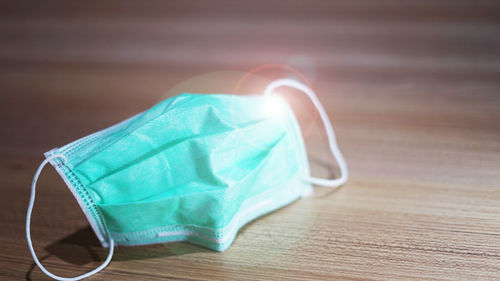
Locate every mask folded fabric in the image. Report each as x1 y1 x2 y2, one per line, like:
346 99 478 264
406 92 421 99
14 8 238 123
26 79 348 281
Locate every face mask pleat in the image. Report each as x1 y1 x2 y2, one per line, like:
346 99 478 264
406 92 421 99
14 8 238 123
74 110 288 205
95 121 300 235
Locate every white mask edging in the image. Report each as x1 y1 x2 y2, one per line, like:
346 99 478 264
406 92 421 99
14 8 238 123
26 154 115 281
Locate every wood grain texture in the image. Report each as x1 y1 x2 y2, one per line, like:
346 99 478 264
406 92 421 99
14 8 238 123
1 1 499 280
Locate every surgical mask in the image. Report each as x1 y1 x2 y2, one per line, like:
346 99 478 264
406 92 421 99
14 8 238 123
26 79 348 280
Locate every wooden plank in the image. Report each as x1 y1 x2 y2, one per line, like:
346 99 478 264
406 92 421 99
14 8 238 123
1 1 499 280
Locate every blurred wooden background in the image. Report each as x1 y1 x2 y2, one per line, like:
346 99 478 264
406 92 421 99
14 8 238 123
1 0 499 280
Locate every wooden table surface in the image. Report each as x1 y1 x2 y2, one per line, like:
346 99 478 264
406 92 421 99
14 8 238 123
1 1 499 280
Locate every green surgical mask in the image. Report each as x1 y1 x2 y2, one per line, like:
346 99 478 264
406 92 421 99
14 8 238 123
26 79 348 280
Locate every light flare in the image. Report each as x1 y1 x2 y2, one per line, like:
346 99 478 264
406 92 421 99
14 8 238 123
263 94 288 119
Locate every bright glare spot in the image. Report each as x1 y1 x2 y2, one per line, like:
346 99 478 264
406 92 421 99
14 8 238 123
263 94 288 118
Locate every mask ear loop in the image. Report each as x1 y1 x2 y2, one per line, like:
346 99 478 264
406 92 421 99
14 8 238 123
264 79 348 188
26 154 115 281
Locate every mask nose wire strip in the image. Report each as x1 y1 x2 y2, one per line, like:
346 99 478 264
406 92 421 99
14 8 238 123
26 154 115 281
264 79 349 188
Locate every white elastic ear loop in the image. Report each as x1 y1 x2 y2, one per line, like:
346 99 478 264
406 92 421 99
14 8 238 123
264 79 348 188
26 154 115 281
